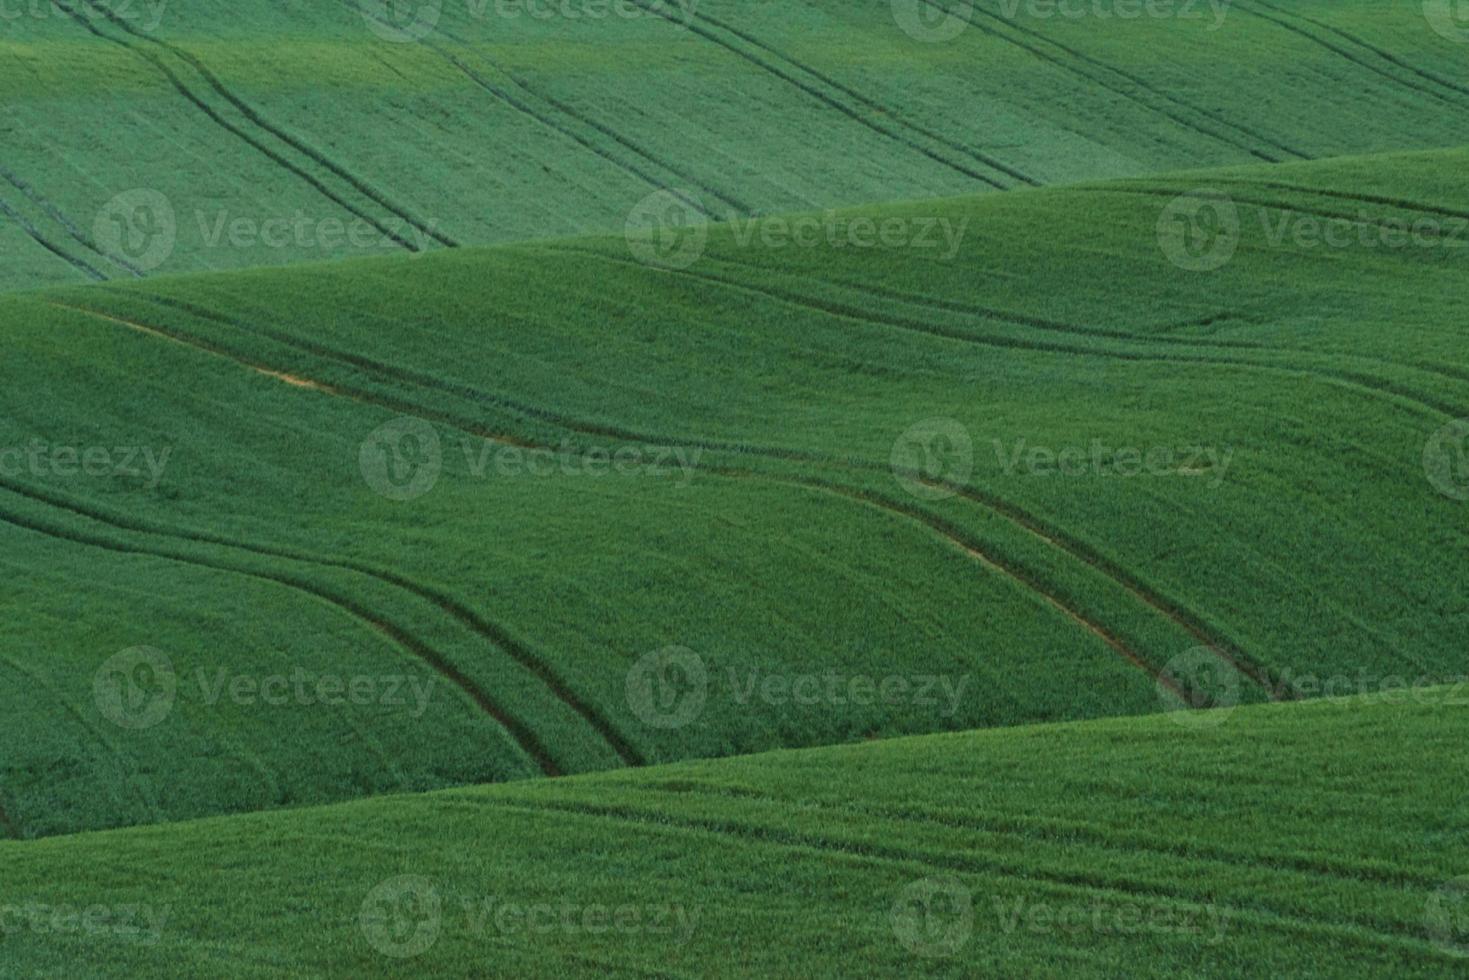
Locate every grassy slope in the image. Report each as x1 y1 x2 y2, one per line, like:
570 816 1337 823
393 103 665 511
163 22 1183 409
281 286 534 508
2 145 1466 838
0 692 1463 977
4 0 1469 288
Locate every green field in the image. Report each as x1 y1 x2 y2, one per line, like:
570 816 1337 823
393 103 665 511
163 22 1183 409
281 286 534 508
1 694 1464 977
5 1 1469 289
3 1 1467 976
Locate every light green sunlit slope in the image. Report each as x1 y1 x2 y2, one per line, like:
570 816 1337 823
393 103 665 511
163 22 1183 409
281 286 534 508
3 0 1469 288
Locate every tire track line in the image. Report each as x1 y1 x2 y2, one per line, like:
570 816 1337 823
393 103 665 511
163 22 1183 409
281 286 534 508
680 4 1039 186
542 242 1463 423
39 299 643 770
621 0 1012 191
81 0 455 249
0 163 145 277
55 2 420 253
110 287 1272 700
96 293 1223 701
0 193 108 281
344 0 745 216
1251 0 1469 103
923 0 1304 162
1233 1 1469 114
461 796 1440 953
770 476 1187 694
0 494 561 778
658 781 1446 890
690 245 1469 411
0 651 163 822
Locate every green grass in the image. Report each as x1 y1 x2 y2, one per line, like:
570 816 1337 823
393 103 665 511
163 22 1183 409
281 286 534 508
6 5 1468 974
0 692 1463 977
4 1 1469 289
2 143 1466 840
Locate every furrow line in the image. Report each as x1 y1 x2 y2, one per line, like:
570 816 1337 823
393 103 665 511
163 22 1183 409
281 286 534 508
55 2 420 252
622 0 1012 191
0 193 107 281
926 0 1302 162
683 4 1039 185
0 495 561 778
41 299 643 769
109 287 1275 699
82 0 455 249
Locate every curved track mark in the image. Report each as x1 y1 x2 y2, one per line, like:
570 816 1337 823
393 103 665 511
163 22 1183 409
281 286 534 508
0 496 560 778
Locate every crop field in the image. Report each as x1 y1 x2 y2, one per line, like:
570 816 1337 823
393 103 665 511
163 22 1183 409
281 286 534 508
2 0 1467 976
0 695 1465 977
5 1 1469 289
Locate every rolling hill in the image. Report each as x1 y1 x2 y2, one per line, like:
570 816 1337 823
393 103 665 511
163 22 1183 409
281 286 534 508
2 144 1466 839
5 1 1469 288
4 3 1468 976
0 692 1462 977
